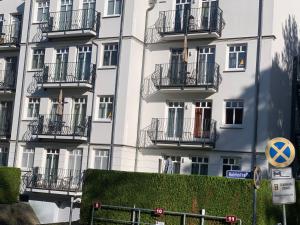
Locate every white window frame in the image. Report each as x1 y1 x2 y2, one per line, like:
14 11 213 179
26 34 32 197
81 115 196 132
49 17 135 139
26 98 40 119
105 0 122 16
94 149 109 170
97 96 114 121
222 100 244 128
190 156 209 175
102 42 118 67
226 44 247 71
21 148 35 169
222 157 241 177
35 0 50 22
31 48 45 70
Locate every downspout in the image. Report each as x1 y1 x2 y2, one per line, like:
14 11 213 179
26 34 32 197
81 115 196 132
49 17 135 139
109 0 126 170
13 0 34 166
134 1 157 172
86 40 99 169
252 0 263 225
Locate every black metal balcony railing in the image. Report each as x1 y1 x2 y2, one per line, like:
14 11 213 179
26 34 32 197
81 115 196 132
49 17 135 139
23 167 83 192
34 62 96 86
0 70 16 90
157 7 223 36
29 114 90 138
151 62 220 90
40 9 100 33
0 23 21 46
0 113 12 137
146 118 216 146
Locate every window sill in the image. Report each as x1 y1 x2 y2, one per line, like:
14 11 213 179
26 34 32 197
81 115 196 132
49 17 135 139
98 66 117 70
93 119 112 123
220 125 243 129
27 69 43 72
103 15 121 19
223 69 246 73
22 118 37 121
32 21 48 25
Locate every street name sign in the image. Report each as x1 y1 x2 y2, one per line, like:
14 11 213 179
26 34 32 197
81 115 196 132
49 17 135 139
271 167 292 179
226 170 251 179
271 178 296 204
265 137 295 168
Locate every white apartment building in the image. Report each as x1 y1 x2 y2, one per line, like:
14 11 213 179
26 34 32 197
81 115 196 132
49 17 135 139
0 0 299 223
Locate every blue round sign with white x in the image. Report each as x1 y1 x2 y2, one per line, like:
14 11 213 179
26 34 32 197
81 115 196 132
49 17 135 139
265 137 295 168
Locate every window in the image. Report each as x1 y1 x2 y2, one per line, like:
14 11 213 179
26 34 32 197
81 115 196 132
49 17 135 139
191 156 209 175
103 43 118 66
94 149 109 170
36 0 50 22
164 156 181 174
107 0 122 15
27 98 40 118
222 157 241 177
0 147 8 166
225 100 244 125
32 49 45 69
22 149 34 169
98 96 113 120
228 45 247 69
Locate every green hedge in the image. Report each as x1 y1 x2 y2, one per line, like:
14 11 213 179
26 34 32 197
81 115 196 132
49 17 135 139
0 167 21 204
81 170 299 225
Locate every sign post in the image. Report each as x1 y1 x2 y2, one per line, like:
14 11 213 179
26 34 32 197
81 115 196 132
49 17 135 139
265 137 296 225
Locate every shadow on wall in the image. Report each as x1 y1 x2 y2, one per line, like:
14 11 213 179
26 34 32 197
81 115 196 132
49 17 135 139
216 15 297 155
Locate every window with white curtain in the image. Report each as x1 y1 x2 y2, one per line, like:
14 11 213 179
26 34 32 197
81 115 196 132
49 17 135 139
22 149 34 169
94 149 109 170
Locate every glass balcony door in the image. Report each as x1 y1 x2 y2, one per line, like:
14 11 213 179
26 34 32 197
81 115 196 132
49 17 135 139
0 101 12 135
82 0 95 29
77 46 92 81
73 98 87 135
167 102 184 138
45 149 59 185
194 101 212 138
201 0 218 30
4 57 17 85
198 47 215 84
0 15 3 35
175 0 191 33
10 15 21 42
169 49 186 85
68 149 82 186
55 48 69 81
59 0 73 30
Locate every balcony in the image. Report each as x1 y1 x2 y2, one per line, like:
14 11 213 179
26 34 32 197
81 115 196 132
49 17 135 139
0 23 21 49
34 63 96 89
40 9 100 38
22 167 83 194
140 118 216 148
0 70 16 92
146 7 224 43
29 114 90 141
143 62 220 97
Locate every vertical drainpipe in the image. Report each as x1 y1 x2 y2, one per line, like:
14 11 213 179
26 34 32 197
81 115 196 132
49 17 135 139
86 40 99 170
134 1 157 172
252 0 263 224
109 0 126 170
13 0 34 166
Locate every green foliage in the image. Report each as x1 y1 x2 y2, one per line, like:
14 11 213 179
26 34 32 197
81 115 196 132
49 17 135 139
80 170 299 225
0 167 21 204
